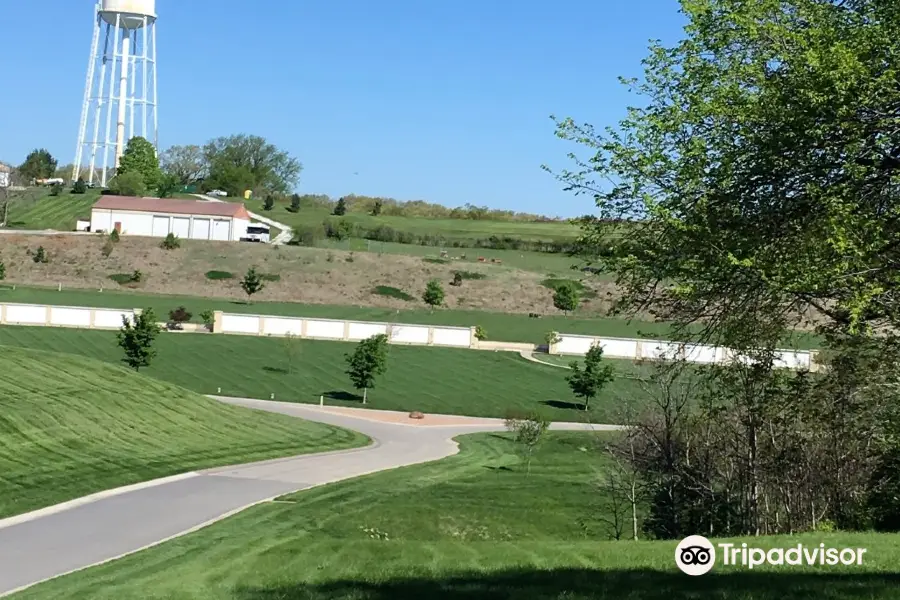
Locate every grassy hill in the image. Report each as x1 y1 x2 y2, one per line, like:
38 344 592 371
16 431 900 599
0 326 650 423
4 188 100 231
0 346 366 518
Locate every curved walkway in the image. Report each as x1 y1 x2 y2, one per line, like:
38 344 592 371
0 398 617 597
519 349 572 369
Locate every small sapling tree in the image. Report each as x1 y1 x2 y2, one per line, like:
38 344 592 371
504 412 550 475
240 266 265 302
553 282 580 317
423 279 444 312
566 344 615 411
345 334 389 404
117 308 161 371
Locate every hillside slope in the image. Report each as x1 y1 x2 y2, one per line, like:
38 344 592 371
0 346 367 518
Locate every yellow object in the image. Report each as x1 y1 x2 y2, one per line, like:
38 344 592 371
244 189 252 200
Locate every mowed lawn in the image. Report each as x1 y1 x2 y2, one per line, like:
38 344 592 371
243 199 581 242
0 346 367 518
0 326 647 422
16 431 900 600
5 189 100 231
0 284 688 344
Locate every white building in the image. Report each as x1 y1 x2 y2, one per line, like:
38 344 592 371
90 196 252 241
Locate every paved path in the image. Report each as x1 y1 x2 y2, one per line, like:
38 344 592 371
0 398 616 597
518 349 572 369
193 194 294 245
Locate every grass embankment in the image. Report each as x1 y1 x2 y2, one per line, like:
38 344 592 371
0 284 694 345
5 188 100 230
243 199 581 242
0 326 647 422
16 432 900 600
0 346 367 518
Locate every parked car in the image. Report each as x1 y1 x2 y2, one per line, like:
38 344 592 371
207 189 228 197
241 224 271 243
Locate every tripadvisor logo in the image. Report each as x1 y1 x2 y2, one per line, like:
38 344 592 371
675 535 868 575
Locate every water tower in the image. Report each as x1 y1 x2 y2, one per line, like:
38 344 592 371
72 0 158 186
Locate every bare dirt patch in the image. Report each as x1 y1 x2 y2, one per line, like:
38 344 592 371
0 235 617 315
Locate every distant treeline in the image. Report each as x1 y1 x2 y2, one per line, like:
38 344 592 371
289 194 566 223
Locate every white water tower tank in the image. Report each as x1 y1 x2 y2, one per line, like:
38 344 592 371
100 0 156 29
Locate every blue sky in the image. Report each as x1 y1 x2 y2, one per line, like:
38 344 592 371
0 0 686 217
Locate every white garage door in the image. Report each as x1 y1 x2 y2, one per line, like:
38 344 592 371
172 217 190 238
212 219 231 241
152 216 170 237
191 218 210 240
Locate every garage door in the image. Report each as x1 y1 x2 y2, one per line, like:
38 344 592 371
191 218 210 240
152 216 170 237
172 217 190 238
212 219 231 241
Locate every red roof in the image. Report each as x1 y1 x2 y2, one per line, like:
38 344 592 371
92 196 251 220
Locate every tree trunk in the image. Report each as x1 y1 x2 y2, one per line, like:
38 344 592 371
363 387 367 404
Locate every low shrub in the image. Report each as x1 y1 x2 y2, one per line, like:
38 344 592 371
169 306 192 323
260 273 281 282
474 325 487 341
161 232 180 250
345 252 355 263
455 270 487 281
32 246 48 264
0 261 5 280
205 270 234 280
450 272 462 287
372 285 414 301
323 218 356 241
422 257 448 265
131 269 143 283
199 309 215 331
540 278 598 300
72 178 87 194
108 273 134 285
101 240 115 258
109 229 120 243
291 224 326 246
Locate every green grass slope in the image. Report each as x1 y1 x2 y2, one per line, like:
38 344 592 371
0 326 647 423
0 346 367 518
16 432 900 600
5 189 101 231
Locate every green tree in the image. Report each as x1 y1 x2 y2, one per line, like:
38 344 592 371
32 246 48 264
504 412 550 475
550 0 900 347
49 183 62 197
345 334 389 404
283 332 302 374
263 194 275 211
109 171 147 197
18 149 57 181
422 279 444 311
289 193 301 212
117 136 161 190
203 162 255 197
240 266 265 302
372 199 383 216
72 177 87 194
156 173 180 198
117 308 161 371
333 197 347 216
566 345 615 411
552 282 579 316
203 134 302 194
159 144 206 185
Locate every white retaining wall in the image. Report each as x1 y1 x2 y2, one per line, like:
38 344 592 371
0 303 135 329
552 332 813 370
0 302 815 370
215 312 473 349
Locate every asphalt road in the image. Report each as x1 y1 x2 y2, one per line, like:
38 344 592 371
0 398 611 596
